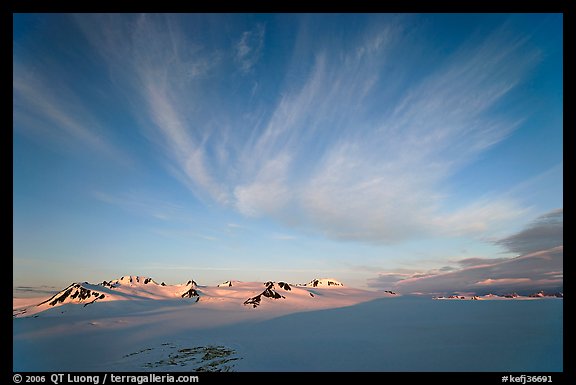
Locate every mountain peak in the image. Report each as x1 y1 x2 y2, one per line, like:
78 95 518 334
109 276 158 286
306 278 344 287
243 281 292 308
38 282 106 308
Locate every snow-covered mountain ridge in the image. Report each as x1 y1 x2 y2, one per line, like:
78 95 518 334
13 276 393 318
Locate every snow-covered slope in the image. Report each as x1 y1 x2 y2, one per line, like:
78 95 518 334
13 292 562 372
14 276 396 319
13 275 562 372
13 276 200 318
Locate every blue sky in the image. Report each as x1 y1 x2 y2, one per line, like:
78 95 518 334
13 14 562 294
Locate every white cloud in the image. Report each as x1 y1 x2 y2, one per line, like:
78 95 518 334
476 278 531 286
231 19 538 242
234 24 265 73
72 14 543 244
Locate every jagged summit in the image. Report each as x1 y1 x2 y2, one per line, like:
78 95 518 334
306 278 344 287
38 282 106 308
243 281 294 308
116 275 157 285
102 275 158 288
101 275 197 289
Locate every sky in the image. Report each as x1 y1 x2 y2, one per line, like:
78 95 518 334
13 13 563 295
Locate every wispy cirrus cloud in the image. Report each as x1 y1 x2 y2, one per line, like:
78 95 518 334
72 14 541 243
234 23 265 73
232 18 537 242
73 14 228 205
92 191 187 222
13 62 130 165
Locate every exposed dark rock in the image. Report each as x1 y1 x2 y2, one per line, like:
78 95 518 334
308 279 344 287
83 298 98 307
101 280 118 289
383 290 396 295
244 284 285 308
181 288 200 299
161 282 166 286
144 278 152 284
262 288 283 299
243 294 262 308
309 292 314 297
39 283 105 307
278 282 291 291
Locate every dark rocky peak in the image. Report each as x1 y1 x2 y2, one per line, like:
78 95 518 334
307 278 344 287
38 283 105 307
263 281 291 291
181 288 200 301
278 282 291 291
244 285 285 308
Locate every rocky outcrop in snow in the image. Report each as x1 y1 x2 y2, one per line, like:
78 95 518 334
244 281 287 308
307 278 343 287
13 276 393 318
180 280 200 300
109 276 159 286
278 282 291 291
39 283 105 307
181 288 200 300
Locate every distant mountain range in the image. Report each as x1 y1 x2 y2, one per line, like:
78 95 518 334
433 291 563 300
14 274 562 319
12 276 375 318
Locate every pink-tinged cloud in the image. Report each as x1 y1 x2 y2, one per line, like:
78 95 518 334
369 209 563 295
476 278 531 286
369 246 562 295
